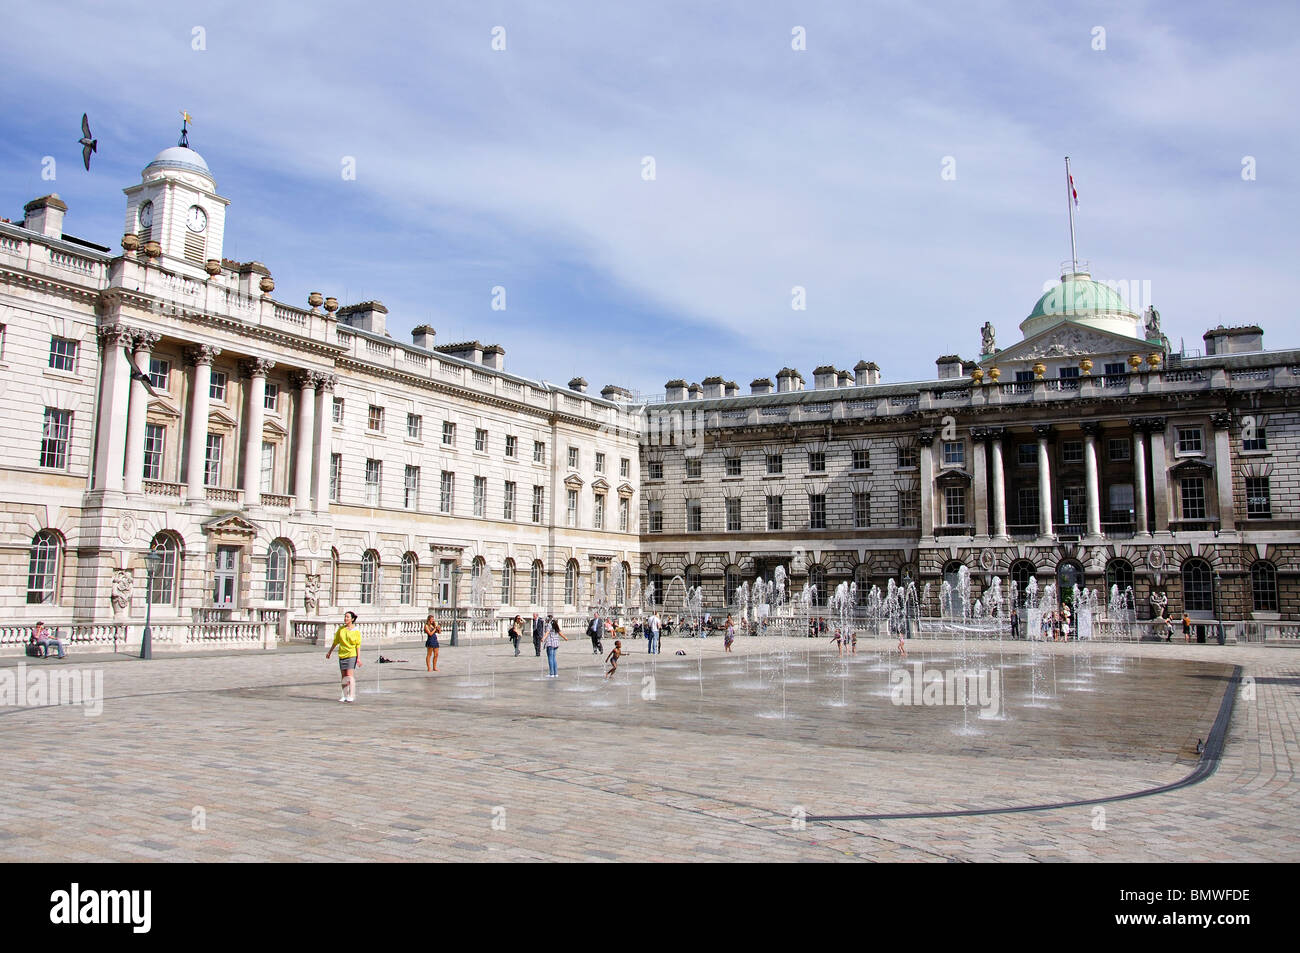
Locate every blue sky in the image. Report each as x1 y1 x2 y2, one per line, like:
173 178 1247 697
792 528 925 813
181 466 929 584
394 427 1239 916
2 0 1296 395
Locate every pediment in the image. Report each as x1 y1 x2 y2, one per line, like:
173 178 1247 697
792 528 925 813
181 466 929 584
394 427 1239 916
935 468 973 487
146 396 182 418
263 419 288 438
617 482 635 498
983 321 1151 367
1170 458 1213 476
563 473 585 489
591 477 610 492
208 408 239 428
202 514 259 537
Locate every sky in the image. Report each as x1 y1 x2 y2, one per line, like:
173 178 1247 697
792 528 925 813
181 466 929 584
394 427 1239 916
2 0 1296 396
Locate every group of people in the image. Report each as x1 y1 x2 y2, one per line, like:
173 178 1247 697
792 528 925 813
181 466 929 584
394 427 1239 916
1007 605 1074 641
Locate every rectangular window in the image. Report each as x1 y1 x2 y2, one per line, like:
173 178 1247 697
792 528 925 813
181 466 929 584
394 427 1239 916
40 408 72 469
143 423 165 480
1108 437 1130 461
594 493 606 529
442 421 456 446
204 433 223 487
852 448 870 470
1180 478 1206 520
687 499 701 532
367 405 384 432
648 460 664 480
619 497 630 532
595 452 605 473
329 453 342 502
406 413 422 439
147 357 170 391
260 442 275 492
1108 483 1134 520
48 337 77 372
648 500 663 533
898 489 919 528
808 451 826 472
475 428 488 452
725 457 741 477
533 440 545 464
944 486 966 526
332 397 344 424
503 481 516 520
1243 424 1268 452
1061 440 1083 464
767 496 783 531
685 458 702 479
897 445 918 469
854 492 870 528
1062 486 1086 525
726 497 741 531
1018 443 1037 465
440 471 454 513
567 446 579 469
1246 477 1271 519
505 435 518 458
1177 426 1204 454
532 485 544 523
263 383 279 412
1104 362 1126 379
620 457 630 478
942 441 964 466
566 488 578 526
474 476 487 517
209 371 228 402
809 494 826 529
404 465 420 509
766 453 783 475
1018 486 1040 525
364 458 381 506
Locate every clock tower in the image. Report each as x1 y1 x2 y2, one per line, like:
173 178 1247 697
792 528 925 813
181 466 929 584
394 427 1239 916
122 131 230 277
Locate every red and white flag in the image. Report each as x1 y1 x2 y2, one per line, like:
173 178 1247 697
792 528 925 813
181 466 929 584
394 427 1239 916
1069 174 1078 207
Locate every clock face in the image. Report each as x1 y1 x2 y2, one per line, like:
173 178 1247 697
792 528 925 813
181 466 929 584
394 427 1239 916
186 205 208 233
138 201 153 229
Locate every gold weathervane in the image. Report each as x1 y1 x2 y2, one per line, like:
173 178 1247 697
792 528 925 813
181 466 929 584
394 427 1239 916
179 110 192 148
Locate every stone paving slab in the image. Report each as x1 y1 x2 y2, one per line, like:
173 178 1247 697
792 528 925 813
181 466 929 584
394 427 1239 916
0 636 1296 861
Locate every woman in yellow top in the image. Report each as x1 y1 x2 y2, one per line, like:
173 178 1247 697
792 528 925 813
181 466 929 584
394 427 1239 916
326 611 362 703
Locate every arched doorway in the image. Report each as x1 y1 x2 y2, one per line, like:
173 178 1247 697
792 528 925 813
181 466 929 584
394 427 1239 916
1057 559 1084 616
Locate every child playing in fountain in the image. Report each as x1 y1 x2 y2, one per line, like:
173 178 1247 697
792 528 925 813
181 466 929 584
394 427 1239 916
830 629 845 656
604 640 624 679
848 629 858 655
724 615 735 652
897 632 908 658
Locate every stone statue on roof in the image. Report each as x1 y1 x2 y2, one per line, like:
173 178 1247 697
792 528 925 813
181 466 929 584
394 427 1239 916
980 321 996 355
1144 306 1162 340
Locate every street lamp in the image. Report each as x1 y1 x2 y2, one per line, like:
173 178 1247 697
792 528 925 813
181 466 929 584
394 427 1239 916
903 569 913 641
141 548 163 659
449 566 464 647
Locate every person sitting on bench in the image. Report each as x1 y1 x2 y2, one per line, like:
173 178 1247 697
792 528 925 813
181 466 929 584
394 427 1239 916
29 621 66 658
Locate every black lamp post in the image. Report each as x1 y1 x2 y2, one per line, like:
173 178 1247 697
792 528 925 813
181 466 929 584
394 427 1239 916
903 569 913 640
449 566 463 647
141 549 163 659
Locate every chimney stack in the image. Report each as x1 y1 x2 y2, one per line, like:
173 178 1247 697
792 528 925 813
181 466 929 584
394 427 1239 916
412 325 436 349
23 194 67 240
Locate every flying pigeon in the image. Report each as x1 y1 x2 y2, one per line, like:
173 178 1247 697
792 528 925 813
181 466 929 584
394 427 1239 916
124 347 158 397
79 113 97 170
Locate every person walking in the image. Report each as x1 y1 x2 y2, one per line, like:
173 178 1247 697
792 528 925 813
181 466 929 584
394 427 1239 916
508 615 523 656
423 614 441 672
1182 611 1192 644
326 611 363 702
531 612 545 657
647 610 661 655
588 611 604 654
543 617 568 677
1010 607 1021 640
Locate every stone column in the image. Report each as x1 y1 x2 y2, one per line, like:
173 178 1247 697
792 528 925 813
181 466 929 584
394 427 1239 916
1082 421 1102 539
1146 417 1169 533
1034 424 1054 537
122 330 160 494
1133 424 1150 536
313 374 336 514
989 427 1007 538
93 324 134 492
241 358 275 506
1212 413 1235 531
185 345 221 501
917 429 936 537
292 371 317 509
970 428 989 537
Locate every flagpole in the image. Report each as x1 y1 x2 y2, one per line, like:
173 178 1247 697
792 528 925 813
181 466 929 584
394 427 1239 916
1065 156 1078 273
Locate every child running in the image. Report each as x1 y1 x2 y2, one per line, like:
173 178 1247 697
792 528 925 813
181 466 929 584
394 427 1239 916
604 640 624 679
724 615 736 652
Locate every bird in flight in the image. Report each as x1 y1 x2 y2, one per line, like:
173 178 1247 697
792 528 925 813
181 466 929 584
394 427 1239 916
124 347 159 397
79 113 97 170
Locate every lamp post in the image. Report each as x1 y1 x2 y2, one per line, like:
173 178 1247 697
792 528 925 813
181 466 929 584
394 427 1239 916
903 569 913 640
1213 571 1225 644
141 549 163 659
449 566 464 647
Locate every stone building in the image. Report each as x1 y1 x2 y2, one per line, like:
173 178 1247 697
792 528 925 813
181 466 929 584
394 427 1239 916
1 137 640 645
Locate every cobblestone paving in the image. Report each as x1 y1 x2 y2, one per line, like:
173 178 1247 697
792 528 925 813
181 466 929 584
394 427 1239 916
0 636 1295 862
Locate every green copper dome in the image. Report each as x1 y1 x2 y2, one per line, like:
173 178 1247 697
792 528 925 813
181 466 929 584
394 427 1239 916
1027 274 1136 321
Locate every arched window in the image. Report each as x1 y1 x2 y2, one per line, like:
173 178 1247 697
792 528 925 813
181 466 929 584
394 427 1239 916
266 539 290 604
684 565 701 593
1010 559 1036 605
1057 560 1084 597
1105 558 1134 595
564 560 578 606
725 567 741 607
26 530 61 604
360 550 379 605
647 567 664 606
470 556 487 606
530 560 543 605
618 562 632 605
500 558 515 606
1182 557 1213 613
149 533 180 606
400 552 417 606
808 565 828 607
1251 561 1278 613
854 563 871 594
330 547 340 607
942 560 964 617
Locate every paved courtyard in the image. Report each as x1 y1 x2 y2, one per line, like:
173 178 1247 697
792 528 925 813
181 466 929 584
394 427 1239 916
1 635 1297 862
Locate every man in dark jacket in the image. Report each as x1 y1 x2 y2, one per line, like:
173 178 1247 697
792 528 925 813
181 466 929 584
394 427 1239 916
531 612 545 656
